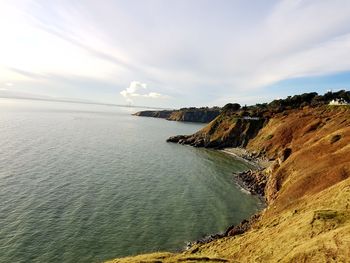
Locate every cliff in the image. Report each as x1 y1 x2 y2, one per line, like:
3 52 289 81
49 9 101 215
167 116 267 148
133 110 174 119
167 90 350 148
133 107 221 123
108 91 350 262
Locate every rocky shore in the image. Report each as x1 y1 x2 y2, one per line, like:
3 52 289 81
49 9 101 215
220 147 271 169
185 149 268 249
233 169 267 198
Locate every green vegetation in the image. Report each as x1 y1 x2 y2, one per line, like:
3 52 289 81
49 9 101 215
222 90 350 117
221 103 241 113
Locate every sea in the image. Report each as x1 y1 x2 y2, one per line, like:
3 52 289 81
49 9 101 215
0 98 263 262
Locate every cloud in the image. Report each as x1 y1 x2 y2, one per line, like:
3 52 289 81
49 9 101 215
2 0 350 107
120 81 168 103
122 81 147 96
147 92 162 98
242 0 350 86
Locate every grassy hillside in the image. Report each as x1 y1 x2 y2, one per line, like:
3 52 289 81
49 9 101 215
108 100 350 262
108 176 350 262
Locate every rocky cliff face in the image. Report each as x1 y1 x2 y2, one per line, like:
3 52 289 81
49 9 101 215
167 115 267 148
133 110 173 119
133 108 220 123
109 104 350 263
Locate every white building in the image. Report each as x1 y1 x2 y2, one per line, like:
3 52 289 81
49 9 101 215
329 98 350 106
243 116 260 120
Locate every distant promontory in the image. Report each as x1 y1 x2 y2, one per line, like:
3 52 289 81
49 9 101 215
133 107 221 123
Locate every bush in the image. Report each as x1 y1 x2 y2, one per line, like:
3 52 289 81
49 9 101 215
222 103 241 112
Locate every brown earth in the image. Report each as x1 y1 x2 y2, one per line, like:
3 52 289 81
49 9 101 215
108 105 350 263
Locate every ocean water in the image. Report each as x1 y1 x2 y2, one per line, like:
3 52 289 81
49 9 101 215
0 99 263 262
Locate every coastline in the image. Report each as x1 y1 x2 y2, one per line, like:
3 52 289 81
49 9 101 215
220 147 271 169
220 147 269 199
110 101 350 262
186 147 269 249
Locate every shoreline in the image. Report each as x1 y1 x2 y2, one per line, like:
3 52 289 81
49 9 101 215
185 147 269 249
220 147 269 201
133 109 271 252
220 147 271 169
111 99 350 262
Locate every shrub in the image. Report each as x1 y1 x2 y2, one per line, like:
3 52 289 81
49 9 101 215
222 103 241 112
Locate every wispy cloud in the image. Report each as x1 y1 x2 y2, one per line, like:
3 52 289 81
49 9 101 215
1 0 350 107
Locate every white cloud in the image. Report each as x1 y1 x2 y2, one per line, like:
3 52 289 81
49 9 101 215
2 0 350 107
120 81 167 103
123 81 147 96
146 92 162 98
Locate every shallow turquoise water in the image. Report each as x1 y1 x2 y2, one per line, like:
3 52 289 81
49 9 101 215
0 99 263 262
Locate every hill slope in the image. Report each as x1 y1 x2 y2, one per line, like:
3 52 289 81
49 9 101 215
109 103 350 262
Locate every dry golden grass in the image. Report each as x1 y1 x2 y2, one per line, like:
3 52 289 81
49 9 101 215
107 106 350 263
108 178 350 263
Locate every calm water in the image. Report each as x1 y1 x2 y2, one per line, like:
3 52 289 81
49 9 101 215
0 99 263 262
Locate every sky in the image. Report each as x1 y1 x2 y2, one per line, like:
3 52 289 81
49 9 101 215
1 0 350 108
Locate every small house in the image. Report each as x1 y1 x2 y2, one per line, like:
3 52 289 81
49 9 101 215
243 116 260 120
329 98 350 106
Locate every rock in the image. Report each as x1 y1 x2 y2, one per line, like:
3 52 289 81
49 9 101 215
225 214 261 236
166 135 187 143
234 170 267 197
